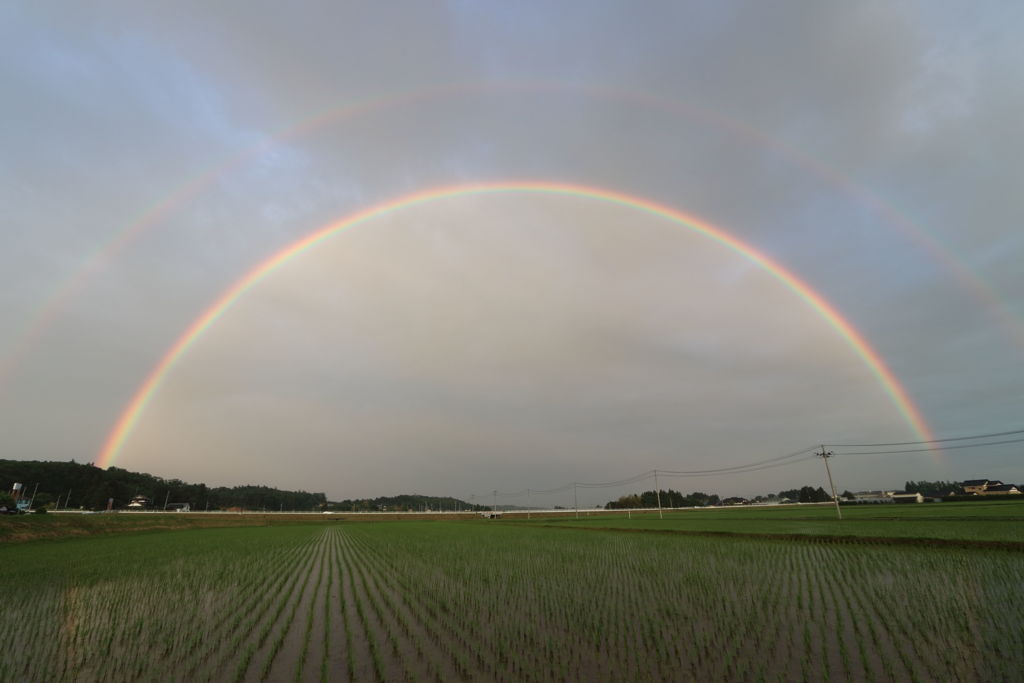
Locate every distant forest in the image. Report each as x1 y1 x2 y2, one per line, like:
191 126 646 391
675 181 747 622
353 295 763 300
0 460 326 511
324 495 485 513
605 487 834 509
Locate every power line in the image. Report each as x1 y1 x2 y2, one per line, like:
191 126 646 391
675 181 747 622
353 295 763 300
467 426 1023 505
659 455 819 477
577 470 656 489
824 427 1024 448
659 446 818 475
832 436 1024 456
469 446 819 500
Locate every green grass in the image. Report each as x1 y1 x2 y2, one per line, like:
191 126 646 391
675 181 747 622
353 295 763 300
515 499 1024 543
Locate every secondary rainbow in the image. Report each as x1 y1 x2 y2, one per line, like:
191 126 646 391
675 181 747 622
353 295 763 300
96 181 935 468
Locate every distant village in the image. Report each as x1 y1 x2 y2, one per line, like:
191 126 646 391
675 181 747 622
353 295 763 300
839 479 1020 505
605 478 1020 510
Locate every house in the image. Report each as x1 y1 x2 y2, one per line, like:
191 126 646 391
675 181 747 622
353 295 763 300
850 491 895 504
890 492 925 504
963 479 1000 495
979 484 1021 496
127 495 152 509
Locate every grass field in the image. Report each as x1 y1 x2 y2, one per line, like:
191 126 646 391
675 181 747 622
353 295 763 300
2 506 1023 681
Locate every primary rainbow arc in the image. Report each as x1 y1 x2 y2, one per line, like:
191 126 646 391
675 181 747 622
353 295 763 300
97 181 935 468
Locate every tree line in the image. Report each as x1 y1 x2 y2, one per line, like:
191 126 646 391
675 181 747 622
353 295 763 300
607 485 839 509
325 494 484 512
605 480 981 509
0 460 326 511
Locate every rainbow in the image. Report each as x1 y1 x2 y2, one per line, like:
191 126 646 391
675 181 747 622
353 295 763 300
96 181 935 468
7 82 1022 391
8 81 1024 391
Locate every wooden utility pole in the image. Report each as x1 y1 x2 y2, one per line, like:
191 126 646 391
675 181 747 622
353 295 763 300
654 470 663 519
818 446 842 520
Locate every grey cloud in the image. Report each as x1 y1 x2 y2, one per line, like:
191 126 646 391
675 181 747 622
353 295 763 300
1 2 1021 499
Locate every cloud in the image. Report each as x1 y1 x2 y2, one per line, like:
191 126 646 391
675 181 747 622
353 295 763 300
2 2 1022 498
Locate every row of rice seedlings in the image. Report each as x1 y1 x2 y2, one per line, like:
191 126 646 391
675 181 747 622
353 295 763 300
347 525 590 679
120 534 322 679
340 522 1024 682
18 585 66 678
2 527 305 680
342 527 450 680
319 529 338 683
362 544 481 679
254 531 329 682
292 531 331 682
330 531 357 681
225 534 326 681
336 529 388 681
6 583 69 680
10 527 322 681
344 527 491 677
185 540 314 677
342 527 469 681
229 532 325 683
342 532 423 681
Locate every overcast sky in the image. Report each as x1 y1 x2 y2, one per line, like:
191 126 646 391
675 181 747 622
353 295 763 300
2 2 1022 504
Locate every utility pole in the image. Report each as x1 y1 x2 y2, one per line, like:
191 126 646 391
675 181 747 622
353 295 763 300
654 470 663 519
526 489 531 520
573 483 579 519
492 490 497 514
818 446 842 520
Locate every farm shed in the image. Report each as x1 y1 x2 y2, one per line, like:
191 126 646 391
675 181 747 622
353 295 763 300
850 491 894 504
890 492 924 504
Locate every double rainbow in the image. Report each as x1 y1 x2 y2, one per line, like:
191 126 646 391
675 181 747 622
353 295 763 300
96 181 934 468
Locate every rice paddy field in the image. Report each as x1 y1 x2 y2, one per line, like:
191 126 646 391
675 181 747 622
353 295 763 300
542 499 1024 544
2 503 1022 682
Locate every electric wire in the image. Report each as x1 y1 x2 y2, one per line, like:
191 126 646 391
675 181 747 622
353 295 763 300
832 436 1024 456
468 427 1021 504
824 427 1024 448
